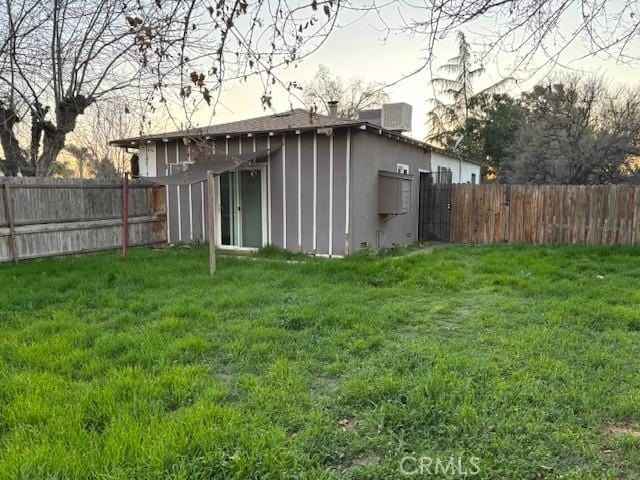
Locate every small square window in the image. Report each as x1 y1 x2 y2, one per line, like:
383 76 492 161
169 163 186 174
436 166 452 184
397 163 409 174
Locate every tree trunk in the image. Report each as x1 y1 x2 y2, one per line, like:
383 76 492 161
37 95 91 176
0 106 28 176
38 130 68 176
0 95 91 177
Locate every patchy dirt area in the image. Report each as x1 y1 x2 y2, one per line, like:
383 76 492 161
405 242 450 256
603 421 640 438
350 452 381 467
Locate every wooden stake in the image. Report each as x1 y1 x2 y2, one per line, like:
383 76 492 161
3 182 18 263
207 171 217 275
122 172 129 257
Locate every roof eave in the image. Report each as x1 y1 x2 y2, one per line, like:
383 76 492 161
109 121 366 148
110 121 481 166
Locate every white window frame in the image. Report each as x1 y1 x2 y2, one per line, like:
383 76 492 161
397 163 410 174
168 163 185 174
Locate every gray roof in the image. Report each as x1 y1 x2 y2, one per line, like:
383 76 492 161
113 109 361 145
111 108 470 162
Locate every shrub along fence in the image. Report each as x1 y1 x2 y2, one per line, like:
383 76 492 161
449 184 640 245
0 177 166 262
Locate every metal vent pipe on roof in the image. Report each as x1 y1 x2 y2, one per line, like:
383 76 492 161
327 100 339 118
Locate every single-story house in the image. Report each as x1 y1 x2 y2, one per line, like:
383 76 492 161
112 103 481 256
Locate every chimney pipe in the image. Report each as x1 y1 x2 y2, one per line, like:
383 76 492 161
327 100 338 118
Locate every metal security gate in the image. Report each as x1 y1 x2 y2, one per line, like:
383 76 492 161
418 171 453 242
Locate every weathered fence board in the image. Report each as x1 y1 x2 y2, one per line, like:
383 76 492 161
0 177 166 262
441 184 640 246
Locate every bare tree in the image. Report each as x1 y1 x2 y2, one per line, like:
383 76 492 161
353 1 640 93
301 64 389 118
72 98 136 176
0 0 340 176
131 1 341 133
0 0 144 176
64 98 135 179
2 0 637 178
65 142 120 179
63 144 91 179
411 2 636 67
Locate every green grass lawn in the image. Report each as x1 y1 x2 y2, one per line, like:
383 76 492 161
1 245 640 479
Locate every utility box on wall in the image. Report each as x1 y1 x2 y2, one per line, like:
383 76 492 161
378 170 413 215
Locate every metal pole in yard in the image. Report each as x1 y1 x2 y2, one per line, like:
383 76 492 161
3 182 18 263
122 172 129 257
207 171 217 275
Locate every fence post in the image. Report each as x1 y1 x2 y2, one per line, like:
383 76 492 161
122 172 129 257
3 182 18 263
207 171 217 275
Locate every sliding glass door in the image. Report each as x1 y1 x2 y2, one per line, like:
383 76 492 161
220 171 238 246
218 167 265 248
239 170 263 248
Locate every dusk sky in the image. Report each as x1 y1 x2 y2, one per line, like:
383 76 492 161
155 2 640 141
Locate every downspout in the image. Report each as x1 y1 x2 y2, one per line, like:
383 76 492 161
345 127 351 255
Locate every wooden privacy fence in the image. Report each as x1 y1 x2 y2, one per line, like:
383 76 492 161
0 177 166 262
451 184 640 245
420 181 640 246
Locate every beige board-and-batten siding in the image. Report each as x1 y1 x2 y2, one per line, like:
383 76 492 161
0 177 166 262
449 184 640 245
153 128 351 256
